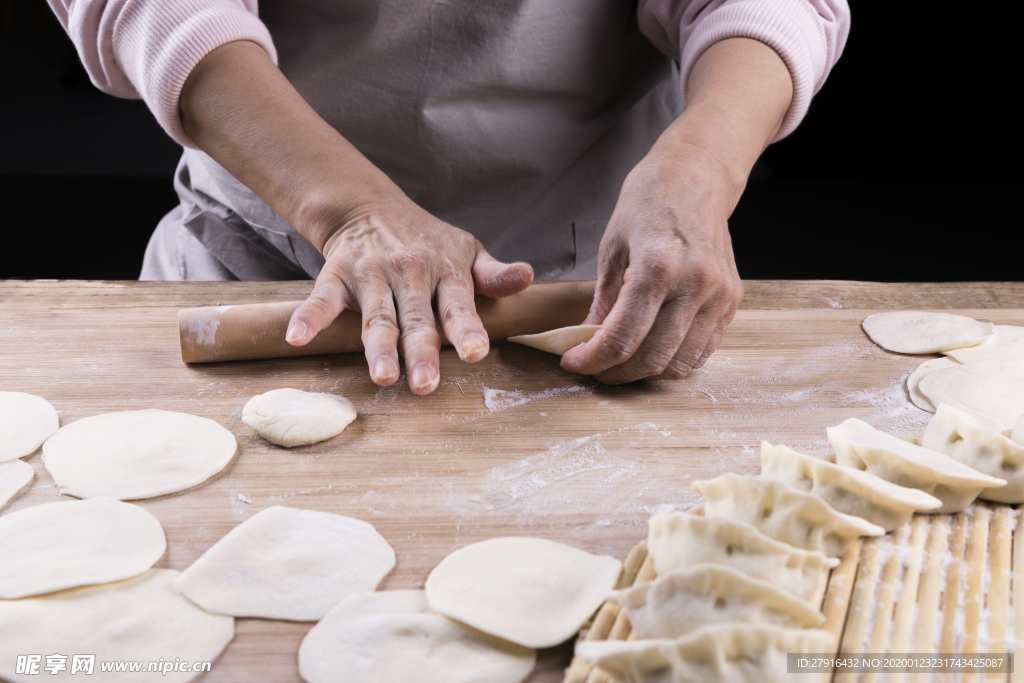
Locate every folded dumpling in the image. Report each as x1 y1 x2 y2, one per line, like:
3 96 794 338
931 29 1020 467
827 417 1006 513
693 474 884 557
614 564 824 639
575 623 834 683
921 404 1024 503
647 513 837 600
761 442 942 531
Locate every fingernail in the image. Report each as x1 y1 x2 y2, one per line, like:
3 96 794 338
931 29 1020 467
373 357 399 382
410 362 439 392
285 321 308 345
460 333 488 361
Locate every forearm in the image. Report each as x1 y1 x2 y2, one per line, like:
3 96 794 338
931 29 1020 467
646 37 793 213
178 40 396 251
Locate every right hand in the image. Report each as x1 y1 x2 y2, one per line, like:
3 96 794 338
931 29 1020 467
285 197 534 395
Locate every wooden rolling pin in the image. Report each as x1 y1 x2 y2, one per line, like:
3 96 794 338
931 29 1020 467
178 280 596 363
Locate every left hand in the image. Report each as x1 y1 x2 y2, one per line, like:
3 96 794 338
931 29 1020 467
559 139 743 383
560 37 793 384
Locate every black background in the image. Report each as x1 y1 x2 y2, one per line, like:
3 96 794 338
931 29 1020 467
0 1 1020 281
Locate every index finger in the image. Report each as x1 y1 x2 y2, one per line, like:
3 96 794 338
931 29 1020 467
560 264 669 376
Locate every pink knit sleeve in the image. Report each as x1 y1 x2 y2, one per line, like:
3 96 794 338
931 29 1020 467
47 0 277 148
638 0 851 140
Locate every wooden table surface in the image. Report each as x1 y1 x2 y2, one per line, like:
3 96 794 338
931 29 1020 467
2 279 1024 682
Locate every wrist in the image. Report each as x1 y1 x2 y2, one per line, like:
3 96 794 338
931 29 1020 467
293 179 405 254
629 120 744 221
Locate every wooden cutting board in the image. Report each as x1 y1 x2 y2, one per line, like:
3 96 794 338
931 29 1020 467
2 280 1023 683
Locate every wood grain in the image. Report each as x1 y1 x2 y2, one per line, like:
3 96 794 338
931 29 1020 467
2 280 1023 683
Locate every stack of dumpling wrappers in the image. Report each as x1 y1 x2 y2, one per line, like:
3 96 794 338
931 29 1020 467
575 312 1024 683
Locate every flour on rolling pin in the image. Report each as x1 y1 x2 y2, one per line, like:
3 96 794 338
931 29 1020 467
190 315 221 347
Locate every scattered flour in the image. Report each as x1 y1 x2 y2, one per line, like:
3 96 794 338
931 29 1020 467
481 384 591 413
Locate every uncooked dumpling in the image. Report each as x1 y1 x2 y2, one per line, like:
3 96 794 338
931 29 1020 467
507 325 601 355
862 311 993 354
0 569 233 683
0 391 59 462
917 359 1024 433
0 459 33 511
43 410 237 499
646 513 838 600
907 356 959 412
694 473 884 557
242 388 357 447
614 564 824 639
299 590 536 683
575 623 834 683
176 506 394 621
0 498 166 598
922 404 1024 503
761 442 941 531
827 417 1005 513
424 536 622 648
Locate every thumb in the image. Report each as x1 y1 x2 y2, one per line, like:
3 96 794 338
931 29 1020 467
472 245 534 299
286 266 351 346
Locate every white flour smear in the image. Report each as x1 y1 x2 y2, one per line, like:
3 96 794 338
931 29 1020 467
688 340 932 451
846 366 931 440
482 384 591 413
442 422 696 530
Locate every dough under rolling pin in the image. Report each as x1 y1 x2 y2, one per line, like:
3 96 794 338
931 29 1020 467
178 280 596 363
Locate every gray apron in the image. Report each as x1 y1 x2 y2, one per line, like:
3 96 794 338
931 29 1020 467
141 0 683 281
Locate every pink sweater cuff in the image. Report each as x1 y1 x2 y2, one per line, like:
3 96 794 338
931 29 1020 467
112 0 277 148
679 0 839 140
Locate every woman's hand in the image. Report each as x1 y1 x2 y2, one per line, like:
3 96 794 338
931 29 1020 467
285 199 533 395
180 40 532 395
561 37 794 383
560 143 743 383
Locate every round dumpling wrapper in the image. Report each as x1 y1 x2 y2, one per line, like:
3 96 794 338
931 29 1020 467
863 311 993 354
425 536 622 648
299 590 536 683
0 497 166 598
43 410 236 500
0 391 59 462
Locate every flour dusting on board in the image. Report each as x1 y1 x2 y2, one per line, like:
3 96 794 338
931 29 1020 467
846 366 931 440
482 384 591 412
445 421 698 532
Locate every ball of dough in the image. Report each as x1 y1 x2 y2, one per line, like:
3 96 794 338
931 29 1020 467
0 391 59 462
425 536 622 649
299 591 536 683
43 410 237 500
242 389 357 447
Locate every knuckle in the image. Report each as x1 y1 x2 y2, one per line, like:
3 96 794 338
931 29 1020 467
635 348 675 376
393 250 431 278
663 357 695 379
689 262 724 292
641 252 676 283
400 310 441 337
599 330 638 362
362 310 398 335
438 300 476 327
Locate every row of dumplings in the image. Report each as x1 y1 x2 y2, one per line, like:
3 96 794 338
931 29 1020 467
576 402 1024 682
